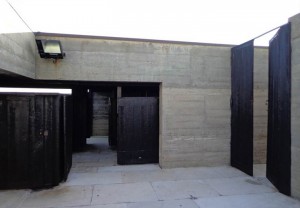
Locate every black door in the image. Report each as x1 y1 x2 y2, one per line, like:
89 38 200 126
109 89 118 148
0 96 33 188
72 87 88 151
231 40 254 176
117 97 159 165
267 23 291 196
30 95 61 188
0 94 69 189
0 96 8 188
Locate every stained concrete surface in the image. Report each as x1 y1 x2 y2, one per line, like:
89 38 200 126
0 137 299 208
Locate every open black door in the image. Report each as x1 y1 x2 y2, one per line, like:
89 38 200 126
117 97 158 165
231 40 254 176
72 87 88 151
109 89 118 148
267 23 291 195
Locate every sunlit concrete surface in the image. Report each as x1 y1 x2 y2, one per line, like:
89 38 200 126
0 137 299 208
253 164 266 177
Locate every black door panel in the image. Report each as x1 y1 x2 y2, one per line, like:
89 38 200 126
117 97 158 165
231 40 254 176
267 23 291 195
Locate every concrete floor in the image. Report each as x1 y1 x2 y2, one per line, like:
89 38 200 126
1 137 300 208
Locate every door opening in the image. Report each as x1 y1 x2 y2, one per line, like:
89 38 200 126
72 84 160 167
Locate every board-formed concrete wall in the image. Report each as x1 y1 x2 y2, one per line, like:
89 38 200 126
0 1 35 78
92 92 110 136
254 48 268 164
36 35 233 168
290 13 300 200
35 34 269 168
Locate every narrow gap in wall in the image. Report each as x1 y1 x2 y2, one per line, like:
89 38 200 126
253 33 275 178
84 88 116 167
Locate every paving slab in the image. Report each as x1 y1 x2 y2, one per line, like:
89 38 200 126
210 166 248 178
127 199 199 208
194 192 300 208
21 185 93 208
0 190 30 208
254 177 276 189
98 164 161 173
162 166 224 180
91 182 158 205
73 155 101 163
122 169 177 183
63 172 122 186
4 137 299 208
204 177 276 196
62 204 127 208
73 162 113 168
70 166 99 173
151 180 219 200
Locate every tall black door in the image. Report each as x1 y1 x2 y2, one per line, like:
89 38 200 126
117 97 158 165
267 23 291 196
0 94 70 189
231 40 254 176
0 96 8 188
30 95 61 188
61 96 73 181
109 89 118 148
0 96 33 188
72 87 88 151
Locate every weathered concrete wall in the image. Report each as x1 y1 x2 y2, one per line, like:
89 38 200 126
35 34 269 168
35 35 232 168
92 92 110 136
160 87 231 167
254 48 268 164
0 1 35 78
290 13 300 200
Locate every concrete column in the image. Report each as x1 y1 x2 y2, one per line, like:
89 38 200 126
290 13 300 199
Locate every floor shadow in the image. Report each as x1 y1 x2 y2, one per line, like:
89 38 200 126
72 136 117 167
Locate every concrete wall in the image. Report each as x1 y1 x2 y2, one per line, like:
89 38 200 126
0 1 36 78
35 35 233 168
290 13 300 200
254 48 268 164
92 92 110 136
35 34 269 168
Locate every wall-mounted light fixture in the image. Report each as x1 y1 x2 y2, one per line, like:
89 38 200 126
36 39 65 62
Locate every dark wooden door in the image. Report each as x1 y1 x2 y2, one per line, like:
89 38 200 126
29 95 62 188
117 97 158 165
0 96 8 188
109 90 117 148
231 40 254 176
0 95 67 189
0 96 33 188
72 87 88 151
267 23 291 196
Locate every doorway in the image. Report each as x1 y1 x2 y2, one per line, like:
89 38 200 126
72 83 160 166
84 87 117 167
231 23 291 195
